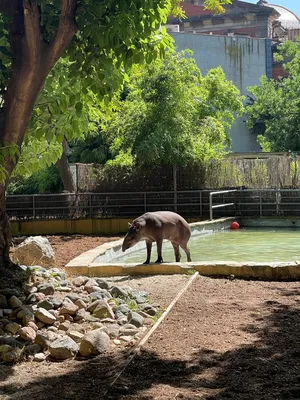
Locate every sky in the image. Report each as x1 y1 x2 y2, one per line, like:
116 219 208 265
242 0 300 16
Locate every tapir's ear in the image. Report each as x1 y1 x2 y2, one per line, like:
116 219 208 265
135 222 141 232
128 222 132 228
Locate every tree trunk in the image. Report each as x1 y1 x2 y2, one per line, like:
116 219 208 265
0 1 78 273
56 139 76 192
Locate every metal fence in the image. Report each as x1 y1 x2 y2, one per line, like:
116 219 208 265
6 189 300 221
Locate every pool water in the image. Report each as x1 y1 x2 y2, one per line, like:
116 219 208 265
114 228 300 263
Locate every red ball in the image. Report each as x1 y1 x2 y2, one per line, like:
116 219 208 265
230 221 240 230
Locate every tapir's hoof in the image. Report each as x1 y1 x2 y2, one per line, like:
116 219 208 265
155 259 163 264
143 260 150 265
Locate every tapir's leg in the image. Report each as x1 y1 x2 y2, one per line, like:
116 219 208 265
180 243 191 262
155 238 163 263
171 242 181 262
143 241 152 264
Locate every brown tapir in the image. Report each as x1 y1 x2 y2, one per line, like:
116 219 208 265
122 211 192 264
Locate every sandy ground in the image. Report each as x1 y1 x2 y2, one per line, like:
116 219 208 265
2 235 300 399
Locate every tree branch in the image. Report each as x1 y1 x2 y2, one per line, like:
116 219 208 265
23 0 42 67
47 0 78 68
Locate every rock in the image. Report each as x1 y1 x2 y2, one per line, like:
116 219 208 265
51 298 63 309
84 279 99 293
34 352 46 362
119 324 139 336
18 306 35 326
49 268 66 280
1 288 20 297
79 329 110 357
91 300 115 320
36 283 55 296
2 349 22 363
59 300 79 316
58 321 71 332
116 304 131 315
8 296 23 309
3 309 13 316
140 304 158 316
74 299 86 310
35 308 56 325
27 321 39 331
127 311 144 328
35 333 50 348
0 294 8 308
105 324 120 339
0 344 13 355
26 292 46 304
69 323 85 334
68 331 84 343
66 294 80 302
95 278 110 290
25 343 42 355
73 276 89 287
0 310 3 318
120 335 134 343
37 299 54 310
49 336 79 360
110 286 129 299
113 339 121 345
5 322 21 335
18 327 36 342
55 287 72 292
13 236 56 268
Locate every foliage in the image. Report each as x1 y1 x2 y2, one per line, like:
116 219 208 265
0 0 230 184
69 134 112 164
104 50 244 167
246 40 300 152
8 166 63 195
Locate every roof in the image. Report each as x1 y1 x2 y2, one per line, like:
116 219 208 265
267 4 300 29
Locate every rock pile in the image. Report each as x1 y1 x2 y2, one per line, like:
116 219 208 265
0 266 160 363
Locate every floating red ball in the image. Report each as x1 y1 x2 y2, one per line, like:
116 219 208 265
230 221 240 230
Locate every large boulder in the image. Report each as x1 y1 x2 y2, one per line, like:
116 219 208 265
13 236 56 268
79 329 110 357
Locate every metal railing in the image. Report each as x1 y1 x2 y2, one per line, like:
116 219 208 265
7 189 300 221
209 190 237 220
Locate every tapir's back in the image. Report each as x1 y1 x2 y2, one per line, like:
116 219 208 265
135 211 191 243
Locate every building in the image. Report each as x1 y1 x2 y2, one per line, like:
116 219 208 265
167 1 300 152
172 32 271 152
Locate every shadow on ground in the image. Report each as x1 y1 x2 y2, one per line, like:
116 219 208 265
1 286 300 399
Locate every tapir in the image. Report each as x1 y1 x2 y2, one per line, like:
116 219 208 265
122 211 192 264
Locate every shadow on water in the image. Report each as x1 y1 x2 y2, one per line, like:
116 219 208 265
1 285 300 399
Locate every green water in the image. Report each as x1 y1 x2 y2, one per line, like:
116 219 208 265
115 228 300 263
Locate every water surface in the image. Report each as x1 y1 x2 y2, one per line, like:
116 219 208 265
114 228 300 263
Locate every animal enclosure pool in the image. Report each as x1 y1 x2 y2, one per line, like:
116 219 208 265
65 218 300 280
110 227 300 264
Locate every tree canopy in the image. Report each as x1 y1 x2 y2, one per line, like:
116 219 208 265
246 40 300 152
103 50 244 167
0 0 231 268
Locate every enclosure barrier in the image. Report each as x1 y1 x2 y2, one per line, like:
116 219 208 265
7 189 300 221
209 190 237 220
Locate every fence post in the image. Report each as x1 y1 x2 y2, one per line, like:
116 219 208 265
89 193 92 218
209 192 213 220
33 195 36 219
173 166 177 212
259 191 262 216
144 193 147 213
276 188 280 216
199 191 202 217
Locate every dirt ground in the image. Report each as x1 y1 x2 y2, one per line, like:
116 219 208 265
2 235 300 399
